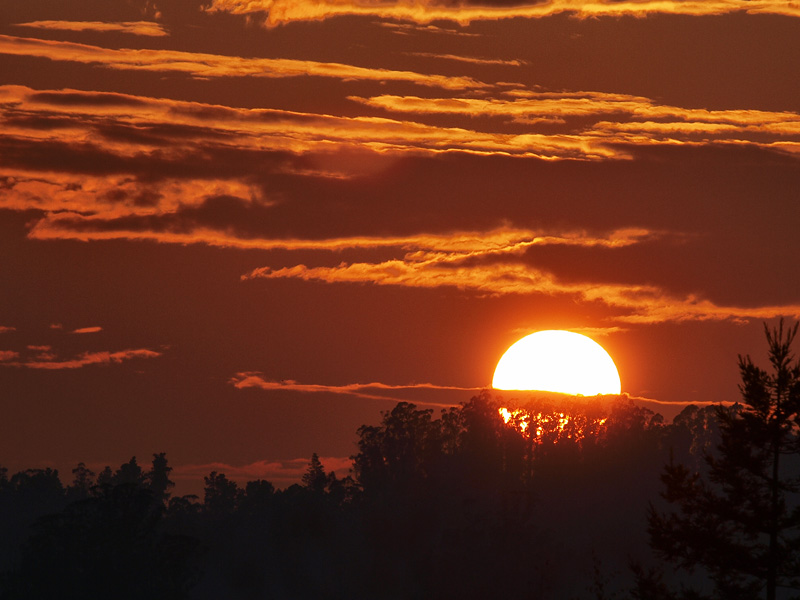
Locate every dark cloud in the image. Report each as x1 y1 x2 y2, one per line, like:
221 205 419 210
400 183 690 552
0 135 301 181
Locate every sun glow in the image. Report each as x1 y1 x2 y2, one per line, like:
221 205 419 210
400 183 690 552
492 330 621 395
498 406 609 443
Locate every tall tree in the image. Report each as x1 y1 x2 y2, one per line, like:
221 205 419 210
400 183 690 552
67 462 95 501
147 452 175 505
301 453 328 494
649 320 800 599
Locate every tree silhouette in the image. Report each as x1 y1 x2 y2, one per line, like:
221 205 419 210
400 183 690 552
203 471 240 515
352 401 445 496
66 462 95 502
0 458 202 599
113 456 145 486
148 452 175 505
649 320 800 599
302 453 328 494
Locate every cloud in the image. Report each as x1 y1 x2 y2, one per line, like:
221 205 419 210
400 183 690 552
29 204 658 251
1 348 162 370
551 326 629 338
0 351 20 361
14 20 169 37
172 456 353 487
3 84 796 229
243 250 800 324
206 0 800 27
0 35 486 90
231 372 479 406
626 394 728 408
379 21 482 37
72 326 103 334
405 52 525 67
0 326 15 334
351 92 800 150
0 85 629 192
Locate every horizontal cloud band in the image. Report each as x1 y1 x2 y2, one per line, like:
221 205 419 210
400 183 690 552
207 0 800 26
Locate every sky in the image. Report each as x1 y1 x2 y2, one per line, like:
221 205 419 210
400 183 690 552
1 0 799 492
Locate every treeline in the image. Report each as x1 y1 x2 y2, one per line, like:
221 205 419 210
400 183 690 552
0 394 720 599
2 321 799 600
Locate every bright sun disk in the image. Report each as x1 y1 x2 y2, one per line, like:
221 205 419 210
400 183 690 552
492 330 621 395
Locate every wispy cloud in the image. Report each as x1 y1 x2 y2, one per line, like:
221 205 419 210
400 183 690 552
379 21 482 37
1 348 162 370
29 208 658 251
0 85 624 185
351 92 800 149
14 21 168 37
0 35 485 90
0 350 20 361
0 326 15 334
72 326 102 334
231 372 479 406
244 251 800 324
405 52 525 67
207 0 800 27
3 84 796 227
549 326 629 338
627 394 728 407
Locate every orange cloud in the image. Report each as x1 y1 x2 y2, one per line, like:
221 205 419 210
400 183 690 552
206 0 800 26
29 214 657 252
0 351 20 361
0 35 485 90
244 251 800 325
5 84 795 215
0 168 260 220
352 93 800 146
0 85 624 178
559 326 628 338
405 52 525 67
72 326 103 334
2 348 162 370
14 20 168 37
231 372 476 406
0 326 15 334
379 21 482 37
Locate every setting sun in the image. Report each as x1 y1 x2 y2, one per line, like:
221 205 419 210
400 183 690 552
492 330 621 395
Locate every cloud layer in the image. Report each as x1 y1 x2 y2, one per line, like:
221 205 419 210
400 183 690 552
207 0 800 26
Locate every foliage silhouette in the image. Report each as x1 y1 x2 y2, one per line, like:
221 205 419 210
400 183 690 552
649 320 800 599
0 454 203 600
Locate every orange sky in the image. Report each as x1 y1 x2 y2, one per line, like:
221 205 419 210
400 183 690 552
1 0 799 488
